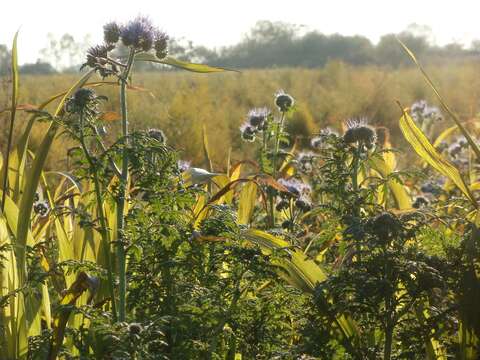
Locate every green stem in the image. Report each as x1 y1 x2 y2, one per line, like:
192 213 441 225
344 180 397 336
117 48 136 322
268 112 286 227
79 112 117 321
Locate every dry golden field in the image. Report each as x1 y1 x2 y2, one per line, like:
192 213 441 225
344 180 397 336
2 60 480 170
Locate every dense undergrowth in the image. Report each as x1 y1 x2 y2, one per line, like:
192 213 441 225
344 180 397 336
1 17 480 360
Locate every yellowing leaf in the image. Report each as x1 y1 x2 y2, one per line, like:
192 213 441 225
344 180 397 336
399 111 477 208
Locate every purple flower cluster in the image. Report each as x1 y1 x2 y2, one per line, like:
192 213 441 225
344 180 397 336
240 107 271 142
411 100 443 124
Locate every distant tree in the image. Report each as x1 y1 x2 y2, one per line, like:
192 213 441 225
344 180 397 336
40 33 91 70
0 44 10 75
376 32 429 67
19 60 56 75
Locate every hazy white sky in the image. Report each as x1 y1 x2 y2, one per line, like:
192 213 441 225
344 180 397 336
2 0 480 64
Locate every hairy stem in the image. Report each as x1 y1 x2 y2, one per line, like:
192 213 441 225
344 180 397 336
116 48 136 321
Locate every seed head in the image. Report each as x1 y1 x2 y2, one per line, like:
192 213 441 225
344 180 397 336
103 22 121 44
120 16 156 51
274 90 294 112
147 128 167 143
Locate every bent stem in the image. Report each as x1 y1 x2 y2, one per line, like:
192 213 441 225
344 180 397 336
117 48 136 322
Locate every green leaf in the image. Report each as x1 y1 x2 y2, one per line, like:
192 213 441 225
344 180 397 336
135 53 239 73
399 110 477 207
369 154 412 209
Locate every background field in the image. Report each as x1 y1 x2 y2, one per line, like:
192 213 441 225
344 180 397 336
2 60 480 170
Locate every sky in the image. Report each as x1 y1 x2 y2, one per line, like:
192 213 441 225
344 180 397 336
2 0 480 64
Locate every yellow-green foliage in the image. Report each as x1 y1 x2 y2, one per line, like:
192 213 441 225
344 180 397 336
2 61 480 170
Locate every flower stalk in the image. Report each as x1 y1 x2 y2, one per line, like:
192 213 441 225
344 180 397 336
117 48 136 322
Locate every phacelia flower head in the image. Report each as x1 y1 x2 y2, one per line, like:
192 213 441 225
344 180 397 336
274 90 294 112
33 201 50 218
103 22 121 44
296 151 315 173
154 30 169 59
413 196 429 209
278 178 311 198
343 118 377 148
65 88 105 115
411 100 443 123
85 44 113 68
120 16 156 51
177 160 191 172
147 128 167 143
240 121 257 142
247 107 270 131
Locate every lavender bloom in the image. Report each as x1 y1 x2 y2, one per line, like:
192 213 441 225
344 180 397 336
278 178 311 198
411 100 443 123
177 160 191 172
120 16 156 51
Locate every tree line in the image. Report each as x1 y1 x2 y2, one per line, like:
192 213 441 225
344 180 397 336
1 21 479 74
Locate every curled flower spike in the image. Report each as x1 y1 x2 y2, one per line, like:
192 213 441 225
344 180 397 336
120 16 156 51
103 22 121 44
343 118 377 148
247 107 270 131
154 30 169 59
147 128 167 144
274 90 294 112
